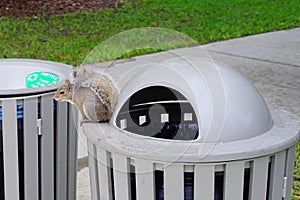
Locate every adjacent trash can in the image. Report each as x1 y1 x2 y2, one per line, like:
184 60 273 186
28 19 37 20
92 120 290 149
82 51 300 200
0 59 78 200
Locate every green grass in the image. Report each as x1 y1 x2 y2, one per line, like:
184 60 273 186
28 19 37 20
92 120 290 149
0 0 299 66
0 1 300 196
293 143 300 199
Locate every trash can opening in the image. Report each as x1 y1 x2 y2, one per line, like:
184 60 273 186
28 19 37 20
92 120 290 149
116 86 199 140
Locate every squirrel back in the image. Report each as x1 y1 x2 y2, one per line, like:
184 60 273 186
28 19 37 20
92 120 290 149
54 66 118 124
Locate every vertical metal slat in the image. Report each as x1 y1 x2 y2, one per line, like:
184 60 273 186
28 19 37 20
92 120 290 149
284 146 296 200
88 142 100 200
56 102 68 200
164 164 184 200
97 148 113 200
135 159 155 200
67 105 78 200
2 99 20 200
113 153 131 200
24 97 39 200
224 161 245 200
268 150 286 200
41 94 54 200
249 157 269 200
194 165 215 200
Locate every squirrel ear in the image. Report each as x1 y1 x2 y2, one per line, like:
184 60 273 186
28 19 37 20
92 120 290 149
65 79 73 91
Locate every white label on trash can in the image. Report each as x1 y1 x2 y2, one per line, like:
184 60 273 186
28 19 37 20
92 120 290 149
25 71 60 88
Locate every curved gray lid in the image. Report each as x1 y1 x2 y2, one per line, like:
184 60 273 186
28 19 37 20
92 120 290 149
109 53 273 142
0 59 74 96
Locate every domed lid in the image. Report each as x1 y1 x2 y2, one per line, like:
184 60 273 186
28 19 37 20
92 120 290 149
111 52 273 143
83 47 300 162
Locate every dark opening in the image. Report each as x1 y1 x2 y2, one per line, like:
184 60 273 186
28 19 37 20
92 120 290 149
38 101 42 200
130 165 137 200
184 172 194 200
128 86 187 106
243 168 250 200
17 106 24 200
215 171 224 200
155 170 164 200
116 86 199 140
38 135 42 200
266 158 272 200
110 157 116 200
53 102 57 200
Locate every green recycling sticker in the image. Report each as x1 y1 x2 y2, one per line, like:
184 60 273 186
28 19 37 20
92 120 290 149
25 71 60 88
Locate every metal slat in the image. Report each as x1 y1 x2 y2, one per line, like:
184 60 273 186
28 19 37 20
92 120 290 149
249 157 269 200
284 146 296 200
224 161 245 200
67 105 78 200
88 142 100 200
97 148 113 200
112 153 131 200
135 159 155 200
164 164 184 200
2 99 20 200
194 165 214 200
41 94 54 200
56 102 68 200
268 151 286 200
24 97 39 200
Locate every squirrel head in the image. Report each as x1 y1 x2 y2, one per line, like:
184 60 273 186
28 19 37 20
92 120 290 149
53 79 73 103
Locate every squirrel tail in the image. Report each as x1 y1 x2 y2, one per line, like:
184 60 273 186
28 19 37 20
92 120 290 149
74 65 94 78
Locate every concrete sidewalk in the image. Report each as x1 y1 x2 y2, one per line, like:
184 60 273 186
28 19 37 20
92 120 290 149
76 28 300 200
204 28 300 117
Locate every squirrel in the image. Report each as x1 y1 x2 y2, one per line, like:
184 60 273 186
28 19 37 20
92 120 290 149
53 66 118 125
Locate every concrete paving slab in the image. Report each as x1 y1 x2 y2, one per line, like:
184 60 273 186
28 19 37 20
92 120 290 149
204 52 300 116
203 28 300 117
76 127 90 200
204 28 300 68
77 167 91 200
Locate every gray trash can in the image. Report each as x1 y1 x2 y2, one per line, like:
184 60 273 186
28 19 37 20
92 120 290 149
82 49 300 200
0 59 78 200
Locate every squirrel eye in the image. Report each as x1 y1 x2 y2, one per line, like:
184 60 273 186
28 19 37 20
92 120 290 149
59 90 65 95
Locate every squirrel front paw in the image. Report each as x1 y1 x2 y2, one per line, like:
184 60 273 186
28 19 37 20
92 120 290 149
80 119 94 126
80 119 110 126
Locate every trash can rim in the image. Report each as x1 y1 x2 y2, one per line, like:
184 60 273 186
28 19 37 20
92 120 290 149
0 58 74 97
82 109 300 162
